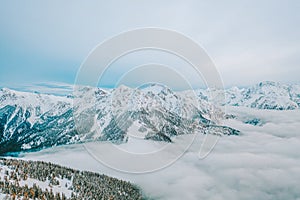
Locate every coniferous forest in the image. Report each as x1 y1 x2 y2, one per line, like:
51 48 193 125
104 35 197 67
0 158 144 200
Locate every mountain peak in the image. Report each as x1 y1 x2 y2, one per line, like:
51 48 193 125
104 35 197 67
257 81 280 87
140 83 174 96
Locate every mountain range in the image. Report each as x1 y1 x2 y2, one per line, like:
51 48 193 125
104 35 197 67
223 81 300 110
0 81 298 155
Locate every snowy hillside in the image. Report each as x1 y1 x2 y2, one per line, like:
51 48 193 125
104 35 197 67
0 158 143 199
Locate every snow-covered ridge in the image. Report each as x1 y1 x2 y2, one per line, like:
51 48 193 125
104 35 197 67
0 81 298 156
223 81 300 110
0 88 72 125
2 80 298 155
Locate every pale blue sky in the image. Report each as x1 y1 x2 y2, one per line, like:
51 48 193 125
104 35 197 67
0 0 299 90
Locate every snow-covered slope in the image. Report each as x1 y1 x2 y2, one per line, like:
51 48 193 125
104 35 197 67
0 158 143 199
0 88 77 154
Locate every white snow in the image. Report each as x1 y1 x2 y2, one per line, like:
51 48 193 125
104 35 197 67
224 81 299 110
18 177 73 198
0 160 73 198
0 88 72 125
0 193 9 199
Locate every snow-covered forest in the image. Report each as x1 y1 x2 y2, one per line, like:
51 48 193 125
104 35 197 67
0 158 144 199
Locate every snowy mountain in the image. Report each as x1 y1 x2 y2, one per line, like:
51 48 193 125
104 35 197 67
1 81 298 155
0 85 238 155
0 88 76 155
224 81 300 110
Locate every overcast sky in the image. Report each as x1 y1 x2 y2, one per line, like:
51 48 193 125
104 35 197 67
0 0 299 89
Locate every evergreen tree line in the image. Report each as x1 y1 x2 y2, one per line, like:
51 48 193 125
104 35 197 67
0 158 144 199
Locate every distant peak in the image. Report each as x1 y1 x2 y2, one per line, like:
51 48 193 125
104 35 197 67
113 84 132 92
117 84 131 89
0 87 12 92
258 81 278 87
140 83 174 95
